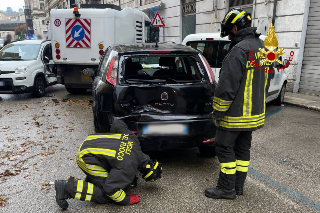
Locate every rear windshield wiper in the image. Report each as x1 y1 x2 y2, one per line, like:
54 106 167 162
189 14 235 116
125 79 166 84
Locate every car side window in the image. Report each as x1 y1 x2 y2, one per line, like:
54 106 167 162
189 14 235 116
98 48 112 77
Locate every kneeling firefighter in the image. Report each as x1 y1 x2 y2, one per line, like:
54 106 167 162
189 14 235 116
54 120 162 210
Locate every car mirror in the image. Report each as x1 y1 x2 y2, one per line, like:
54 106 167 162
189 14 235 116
83 68 95 77
43 56 50 64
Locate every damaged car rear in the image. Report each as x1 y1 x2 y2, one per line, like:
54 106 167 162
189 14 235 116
88 43 217 156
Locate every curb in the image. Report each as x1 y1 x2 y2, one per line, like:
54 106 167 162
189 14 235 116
283 100 320 112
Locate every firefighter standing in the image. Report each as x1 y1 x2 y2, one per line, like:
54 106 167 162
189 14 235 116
205 8 273 199
54 120 162 209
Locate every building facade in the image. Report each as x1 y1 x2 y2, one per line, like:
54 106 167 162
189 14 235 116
24 0 49 38
44 0 69 18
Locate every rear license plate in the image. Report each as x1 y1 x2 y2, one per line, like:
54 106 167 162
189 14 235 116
0 81 4 86
143 124 188 135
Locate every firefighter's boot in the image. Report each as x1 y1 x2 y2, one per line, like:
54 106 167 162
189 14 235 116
235 187 243 195
55 180 71 210
205 187 236 200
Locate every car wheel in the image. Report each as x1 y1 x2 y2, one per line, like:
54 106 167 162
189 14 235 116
198 146 216 158
65 87 87 95
32 76 46 98
274 83 286 106
94 114 110 133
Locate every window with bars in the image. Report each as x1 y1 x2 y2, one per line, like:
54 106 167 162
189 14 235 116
229 0 254 7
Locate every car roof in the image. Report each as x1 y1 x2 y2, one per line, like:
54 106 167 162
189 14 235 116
112 43 199 54
12 40 50 45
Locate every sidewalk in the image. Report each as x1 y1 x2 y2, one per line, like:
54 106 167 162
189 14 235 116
284 92 320 112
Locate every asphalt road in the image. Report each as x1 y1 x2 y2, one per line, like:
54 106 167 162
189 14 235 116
0 85 319 213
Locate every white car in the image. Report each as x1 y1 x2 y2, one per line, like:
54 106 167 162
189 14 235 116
182 33 287 105
0 40 57 97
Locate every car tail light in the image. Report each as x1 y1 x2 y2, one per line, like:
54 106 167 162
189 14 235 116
99 50 104 55
56 49 60 54
206 38 214 40
106 57 117 85
200 54 214 83
56 55 61 60
131 131 137 134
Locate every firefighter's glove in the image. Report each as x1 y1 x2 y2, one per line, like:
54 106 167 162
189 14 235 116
129 194 140 205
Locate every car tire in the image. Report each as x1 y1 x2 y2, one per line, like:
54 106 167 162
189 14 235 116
274 83 286 106
94 114 109 133
32 76 46 98
199 146 216 158
65 87 87 95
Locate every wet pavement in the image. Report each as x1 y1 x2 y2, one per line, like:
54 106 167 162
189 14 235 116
0 85 319 213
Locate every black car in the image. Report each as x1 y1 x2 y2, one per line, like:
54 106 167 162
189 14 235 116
85 43 217 156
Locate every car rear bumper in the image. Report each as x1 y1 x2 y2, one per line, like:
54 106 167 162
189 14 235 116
114 116 216 151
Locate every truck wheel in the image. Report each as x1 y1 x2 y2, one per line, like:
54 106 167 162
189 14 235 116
274 83 286 106
32 76 46 98
198 146 216 158
65 87 87 95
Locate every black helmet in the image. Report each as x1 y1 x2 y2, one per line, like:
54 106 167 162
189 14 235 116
141 159 162 182
220 8 252 37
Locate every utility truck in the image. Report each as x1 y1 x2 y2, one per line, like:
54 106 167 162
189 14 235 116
50 6 155 94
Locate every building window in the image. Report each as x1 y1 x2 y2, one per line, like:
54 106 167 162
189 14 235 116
229 0 253 17
182 0 196 40
229 0 253 7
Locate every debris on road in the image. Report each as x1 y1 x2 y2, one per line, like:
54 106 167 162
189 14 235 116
0 170 20 177
41 183 51 190
40 151 55 157
0 196 7 207
52 99 60 104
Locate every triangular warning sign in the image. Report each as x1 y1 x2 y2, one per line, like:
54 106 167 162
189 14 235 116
152 12 165 27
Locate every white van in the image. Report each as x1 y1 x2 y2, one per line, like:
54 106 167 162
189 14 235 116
182 33 287 105
0 40 57 97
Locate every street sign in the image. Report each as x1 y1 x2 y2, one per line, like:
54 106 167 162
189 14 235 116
54 19 61 27
65 18 91 48
152 12 165 27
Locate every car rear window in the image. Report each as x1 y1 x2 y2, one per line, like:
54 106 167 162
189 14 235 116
186 40 231 68
120 55 203 84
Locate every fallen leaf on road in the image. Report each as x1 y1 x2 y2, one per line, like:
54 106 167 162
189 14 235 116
2 126 10 130
0 170 20 177
41 183 50 190
0 197 7 207
51 169 58 173
40 151 55 157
